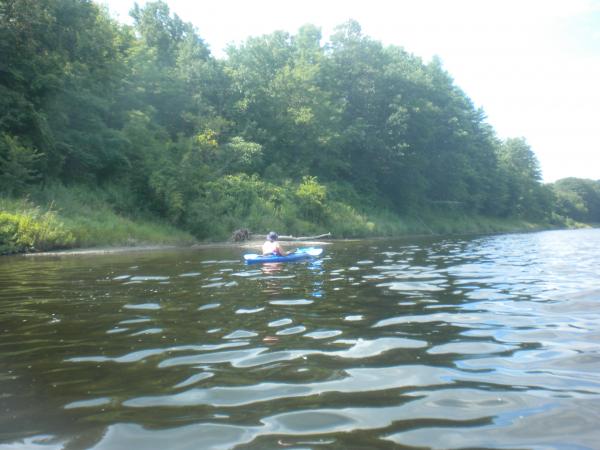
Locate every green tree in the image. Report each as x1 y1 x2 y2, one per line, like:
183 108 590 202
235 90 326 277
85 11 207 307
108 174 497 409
225 25 340 179
0 133 41 194
0 0 130 181
552 178 600 222
495 137 549 218
128 1 216 137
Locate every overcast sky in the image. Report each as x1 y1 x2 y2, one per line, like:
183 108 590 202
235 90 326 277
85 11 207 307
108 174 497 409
101 0 600 182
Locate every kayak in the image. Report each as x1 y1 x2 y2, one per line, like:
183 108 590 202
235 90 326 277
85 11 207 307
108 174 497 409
243 247 323 264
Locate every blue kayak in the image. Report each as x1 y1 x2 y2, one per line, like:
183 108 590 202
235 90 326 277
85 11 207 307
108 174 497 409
243 247 323 264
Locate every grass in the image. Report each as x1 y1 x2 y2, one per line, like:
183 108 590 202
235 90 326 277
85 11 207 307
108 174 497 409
0 198 75 254
324 205 554 239
1 187 195 255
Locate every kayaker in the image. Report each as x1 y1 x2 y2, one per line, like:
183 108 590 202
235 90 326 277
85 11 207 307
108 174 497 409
262 231 289 256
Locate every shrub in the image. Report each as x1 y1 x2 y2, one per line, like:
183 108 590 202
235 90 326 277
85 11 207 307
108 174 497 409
295 176 327 223
185 174 276 239
0 203 75 254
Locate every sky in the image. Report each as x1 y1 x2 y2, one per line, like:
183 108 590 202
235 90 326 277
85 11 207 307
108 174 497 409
101 0 600 182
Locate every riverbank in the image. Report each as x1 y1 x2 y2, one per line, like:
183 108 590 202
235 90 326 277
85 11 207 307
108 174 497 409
1 209 550 257
0 195 195 255
1 189 568 256
19 239 340 258
6 217 558 258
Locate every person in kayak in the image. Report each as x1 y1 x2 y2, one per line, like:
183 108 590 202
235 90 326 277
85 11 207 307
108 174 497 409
262 231 291 256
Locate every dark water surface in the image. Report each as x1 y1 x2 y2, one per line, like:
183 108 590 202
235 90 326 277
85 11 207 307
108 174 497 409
1 229 600 449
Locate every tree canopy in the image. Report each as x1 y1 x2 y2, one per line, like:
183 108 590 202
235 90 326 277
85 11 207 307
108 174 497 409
1 0 596 238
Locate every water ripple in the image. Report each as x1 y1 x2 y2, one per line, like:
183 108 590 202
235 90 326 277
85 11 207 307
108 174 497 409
3 229 600 449
123 365 455 408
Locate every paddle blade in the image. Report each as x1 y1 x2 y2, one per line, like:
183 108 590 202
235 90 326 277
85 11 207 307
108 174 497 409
304 248 323 257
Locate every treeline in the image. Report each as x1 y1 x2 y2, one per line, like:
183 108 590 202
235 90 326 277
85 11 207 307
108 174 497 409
552 178 600 224
1 0 598 248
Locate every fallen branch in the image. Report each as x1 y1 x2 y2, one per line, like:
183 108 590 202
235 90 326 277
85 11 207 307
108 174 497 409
271 232 332 241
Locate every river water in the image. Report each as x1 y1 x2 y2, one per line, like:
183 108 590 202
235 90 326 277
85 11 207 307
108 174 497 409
1 229 600 449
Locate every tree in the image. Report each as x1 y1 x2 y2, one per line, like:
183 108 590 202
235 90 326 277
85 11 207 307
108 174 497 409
552 178 600 222
0 0 131 182
127 1 216 138
495 137 549 218
224 25 340 179
0 133 41 194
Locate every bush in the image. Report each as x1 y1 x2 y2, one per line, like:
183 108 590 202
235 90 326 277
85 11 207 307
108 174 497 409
185 174 288 239
295 176 328 223
0 201 75 254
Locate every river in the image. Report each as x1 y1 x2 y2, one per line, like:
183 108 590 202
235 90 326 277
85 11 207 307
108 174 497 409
1 229 600 449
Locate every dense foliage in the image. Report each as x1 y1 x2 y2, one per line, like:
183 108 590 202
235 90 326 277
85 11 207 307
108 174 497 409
1 0 597 250
550 178 600 224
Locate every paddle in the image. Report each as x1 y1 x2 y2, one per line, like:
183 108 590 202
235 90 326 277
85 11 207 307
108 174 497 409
299 247 323 257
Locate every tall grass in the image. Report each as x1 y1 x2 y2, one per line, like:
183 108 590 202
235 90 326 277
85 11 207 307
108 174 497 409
0 198 75 254
30 184 194 247
1 185 195 254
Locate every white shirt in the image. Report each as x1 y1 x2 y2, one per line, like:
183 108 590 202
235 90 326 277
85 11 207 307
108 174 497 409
262 240 281 255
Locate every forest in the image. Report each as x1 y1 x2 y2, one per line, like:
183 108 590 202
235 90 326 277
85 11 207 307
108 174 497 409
1 0 599 254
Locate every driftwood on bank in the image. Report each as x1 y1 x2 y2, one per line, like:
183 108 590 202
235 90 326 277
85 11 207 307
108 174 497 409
263 232 332 241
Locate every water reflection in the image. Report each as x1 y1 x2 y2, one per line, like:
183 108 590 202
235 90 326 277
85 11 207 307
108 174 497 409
1 230 600 449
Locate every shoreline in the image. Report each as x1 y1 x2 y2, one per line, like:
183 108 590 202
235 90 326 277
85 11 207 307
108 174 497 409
18 239 336 257
8 223 589 258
